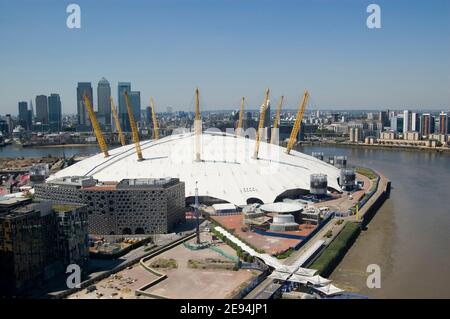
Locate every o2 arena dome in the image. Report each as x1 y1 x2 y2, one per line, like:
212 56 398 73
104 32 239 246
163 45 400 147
48 131 342 206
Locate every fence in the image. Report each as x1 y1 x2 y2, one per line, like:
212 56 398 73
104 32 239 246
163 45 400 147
230 260 270 299
293 212 335 250
249 212 334 250
209 245 239 262
54 233 195 299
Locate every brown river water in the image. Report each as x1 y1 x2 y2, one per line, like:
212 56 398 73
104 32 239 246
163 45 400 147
301 145 450 298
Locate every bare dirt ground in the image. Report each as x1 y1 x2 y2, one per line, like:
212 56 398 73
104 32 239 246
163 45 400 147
143 232 259 299
68 232 258 299
68 264 158 299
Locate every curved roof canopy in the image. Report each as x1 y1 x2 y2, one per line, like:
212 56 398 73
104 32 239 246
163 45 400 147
260 202 304 214
48 132 342 206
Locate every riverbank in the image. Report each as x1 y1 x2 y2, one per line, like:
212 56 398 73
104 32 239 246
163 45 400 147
30 143 99 148
309 222 361 277
305 168 391 283
299 145 450 298
299 141 450 154
0 144 100 158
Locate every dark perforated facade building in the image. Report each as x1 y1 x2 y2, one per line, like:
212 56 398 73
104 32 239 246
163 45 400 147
34 177 185 235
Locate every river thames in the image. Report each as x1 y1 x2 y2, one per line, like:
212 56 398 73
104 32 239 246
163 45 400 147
1 143 449 298
300 145 450 298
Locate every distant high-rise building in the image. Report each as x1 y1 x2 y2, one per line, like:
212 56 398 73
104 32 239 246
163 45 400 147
29 100 34 118
388 111 396 122
97 78 111 127
401 110 420 132
145 106 152 127
118 82 131 131
391 114 404 133
411 112 420 132
124 91 141 131
77 82 93 127
35 95 48 124
420 113 434 138
439 112 449 135
403 110 411 133
18 101 30 130
5 114 13 136
349 127 360 143
130 91 141 122
378 111 389 128
331 113 339 122
245 111 253 130
27 110 32 130
48 94 62 132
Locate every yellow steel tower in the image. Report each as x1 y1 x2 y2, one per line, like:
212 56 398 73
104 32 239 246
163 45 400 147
110 97 126 146
124 91 143 161
270 95 284 144
194 88 201 162
82 94 109 157
150 97 160 140
253 88 270 159
286 90 309 154
235 97 245 137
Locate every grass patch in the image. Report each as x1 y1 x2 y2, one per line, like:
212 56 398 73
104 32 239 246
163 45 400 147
356 167 378 180
150 258 178 269
187 258 235 270
210 224 263 262
309 222 361 277
275 248 294 259
324 230 333 238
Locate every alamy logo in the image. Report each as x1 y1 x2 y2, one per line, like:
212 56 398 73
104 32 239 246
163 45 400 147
66 264 81 288
366 264 381 288
366 4 381 29
66 4 81 29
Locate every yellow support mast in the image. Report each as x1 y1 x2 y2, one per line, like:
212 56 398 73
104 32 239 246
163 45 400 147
110 97 126 146
149 97 160 140
194 88 201 162
270 95 284 144
235 97 245 137
253 88 270 159
83 94 109 157
286 90 309 154
124 91 143 161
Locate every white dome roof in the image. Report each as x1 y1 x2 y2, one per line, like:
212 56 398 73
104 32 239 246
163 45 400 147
48 131 341 206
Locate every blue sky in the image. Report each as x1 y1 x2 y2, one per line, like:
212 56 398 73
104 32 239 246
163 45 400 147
0 0 449 114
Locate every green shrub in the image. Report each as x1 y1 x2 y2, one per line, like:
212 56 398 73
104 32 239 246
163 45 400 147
210 223 265 254
356 167 378 180
309 222 361 277
275 248 294 259
150 258 178 269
